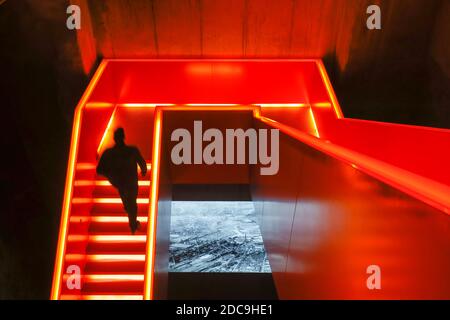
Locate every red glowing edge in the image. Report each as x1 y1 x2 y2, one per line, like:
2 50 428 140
51 59 449 301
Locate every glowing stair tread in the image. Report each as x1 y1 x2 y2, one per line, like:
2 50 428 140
68 235 147 242
76 162 151 170
72 198 150 204
69 216 148 234
60 160 151 300
62 274 144 291
60 294 144 300
74 180 150 186
65 254 146 262
70 216 149 223
63 274 144 281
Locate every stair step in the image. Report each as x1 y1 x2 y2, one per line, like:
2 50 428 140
61 274 144 293
74 186 150 198
64 274 145 280
69 216 148 233
66 253 146 262
83 261 145 273
73 179 150 197
71 202 150 214
92 204 150 214
66 234 146 254
75 163 97 170
71 216 149 223
72 198 150 204
68 235 147 242
65 254 145 273
76 162 151 171
89 211 148 217
61 162 152 299
60 294 143 300
76 171 150 181
81 282 144 294
65 247 146 255
74 180 151 187
74 169 151 179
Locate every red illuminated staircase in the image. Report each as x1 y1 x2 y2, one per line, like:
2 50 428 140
59 162 151 300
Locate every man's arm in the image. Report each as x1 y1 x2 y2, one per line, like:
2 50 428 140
96 153 107 177
135 148 147 177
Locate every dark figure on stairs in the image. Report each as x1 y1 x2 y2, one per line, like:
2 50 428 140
96 127 147 234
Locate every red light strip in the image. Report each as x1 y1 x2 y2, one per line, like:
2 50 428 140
60 294 143 300
72 198 149 204
75 163 151 171
311 102 332 108
97 104 118 156
308 107 320 138
161 105 255 111
70 216 148 223
316 60 344 119
76 162 97 170
65 254 145 262
50 60 108 300
185 103 240 106
86 103 315 110
144 108 163 300
257 103 308 108
85 102 115 109
105 58 320 62
118 103 174 108
74 180 150 187
62 274 144 281
68 235 146 242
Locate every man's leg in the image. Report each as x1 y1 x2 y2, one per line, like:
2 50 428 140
118 184 139 233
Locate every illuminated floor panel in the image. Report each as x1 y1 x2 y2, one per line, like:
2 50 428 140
169 201 271 273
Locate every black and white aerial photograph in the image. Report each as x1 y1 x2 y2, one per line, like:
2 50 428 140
169 201 271 273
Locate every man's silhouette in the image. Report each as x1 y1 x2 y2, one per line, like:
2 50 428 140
96 128 147 234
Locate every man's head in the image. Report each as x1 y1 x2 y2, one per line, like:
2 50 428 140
114 127 125 144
